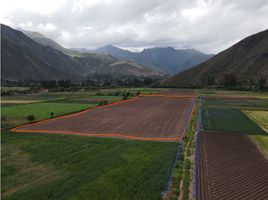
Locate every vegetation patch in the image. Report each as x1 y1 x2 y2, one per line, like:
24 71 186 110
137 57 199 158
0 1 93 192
1 131 176 200
1 143 59 199
202 107 265 134
204 98 268 110
1 102 93 120
243 110 268 132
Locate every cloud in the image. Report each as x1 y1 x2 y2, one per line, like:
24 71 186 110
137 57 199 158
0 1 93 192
0 0 268 53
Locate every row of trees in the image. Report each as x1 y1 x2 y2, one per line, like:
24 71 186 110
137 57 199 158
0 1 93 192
205 74 267 92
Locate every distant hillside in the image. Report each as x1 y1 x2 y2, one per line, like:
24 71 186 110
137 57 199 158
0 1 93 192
95 45 213 74
23 30 104 58
167 29 268 87
1 24 163 82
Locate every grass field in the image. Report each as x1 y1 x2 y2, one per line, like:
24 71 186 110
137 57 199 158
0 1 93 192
2 131 176 200
243 110 268 155
250 135 268 156
1 102 93 119
1 102 95 129
243 110 268 132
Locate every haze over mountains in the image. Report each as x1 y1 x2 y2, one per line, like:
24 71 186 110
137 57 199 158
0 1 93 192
95 45 213 74
167 29 268 87
1 24 163 82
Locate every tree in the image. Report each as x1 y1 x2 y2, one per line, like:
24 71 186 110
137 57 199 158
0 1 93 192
50 112 54 118
224 74 237 88
258 77 267 92
27 115 35 122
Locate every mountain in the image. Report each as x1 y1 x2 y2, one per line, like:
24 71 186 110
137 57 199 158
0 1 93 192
23 30 101 57
166 29 268 87
95 45 213 74
1 24 163 82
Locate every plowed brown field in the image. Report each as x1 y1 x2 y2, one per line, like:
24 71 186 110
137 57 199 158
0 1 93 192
198 132 268 200
12 95 195 141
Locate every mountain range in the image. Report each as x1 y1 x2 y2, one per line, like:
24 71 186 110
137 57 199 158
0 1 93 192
1 24 163 82
2 24 267 87
95 45 213 74
167 29 268 87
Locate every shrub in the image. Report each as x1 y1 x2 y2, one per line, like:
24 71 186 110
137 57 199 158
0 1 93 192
50 112 54 118
98 100 109 106
123 94 128 100
184 159 191 170
27 115 35 122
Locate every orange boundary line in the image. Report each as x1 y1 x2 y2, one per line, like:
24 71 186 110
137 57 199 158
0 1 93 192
139 94 195 98
11 129 180 141
11 96 139 132
11 95 197 142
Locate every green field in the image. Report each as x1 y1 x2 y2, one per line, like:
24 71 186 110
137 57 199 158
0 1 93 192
1 102 95 129
250 135 268 156
204 98 268 110
202 100 266 134
243 110 268 155
243 110 268 132
2 131 176 200
1 102 93 119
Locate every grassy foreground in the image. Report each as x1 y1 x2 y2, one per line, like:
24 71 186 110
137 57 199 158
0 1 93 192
2 131 176 200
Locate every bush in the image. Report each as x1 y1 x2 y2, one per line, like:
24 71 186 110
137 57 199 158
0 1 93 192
123 94 128 100
27 115 35 122
184 159 191 170
50 112 54 118
98 100 109 106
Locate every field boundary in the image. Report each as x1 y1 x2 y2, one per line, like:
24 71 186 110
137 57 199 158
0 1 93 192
162 96 197 195
11 95 196 142
139 94 195 98
193 96 203 199
11 96 139 132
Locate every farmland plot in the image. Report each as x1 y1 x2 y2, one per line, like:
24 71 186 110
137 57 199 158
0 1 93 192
12 96 195 141
198 132 268 200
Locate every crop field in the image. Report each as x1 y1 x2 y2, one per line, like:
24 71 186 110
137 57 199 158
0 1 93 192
12 95 195 141
198 132 268 200
2 130 177 200
197 91 268 200
204 98 268 110
197 89 268 99
201 107 265 134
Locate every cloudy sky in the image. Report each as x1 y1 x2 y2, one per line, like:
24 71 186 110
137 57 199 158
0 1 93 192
1 0 268 53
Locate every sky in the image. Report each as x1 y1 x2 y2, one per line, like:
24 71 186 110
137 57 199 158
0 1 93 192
1 0 268 54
